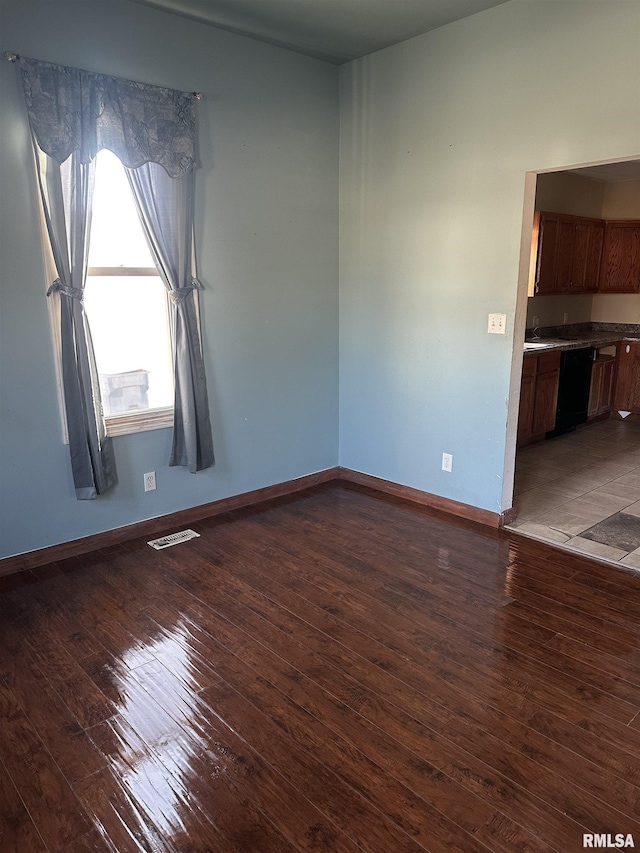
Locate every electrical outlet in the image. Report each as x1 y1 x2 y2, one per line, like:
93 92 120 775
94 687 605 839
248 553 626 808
144 471 156 492
487 313 506 335
532 315 539 327
442 452 453 473
563 312 569 324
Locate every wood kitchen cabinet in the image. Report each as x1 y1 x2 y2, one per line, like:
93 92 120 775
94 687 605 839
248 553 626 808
535 212 575 295
572 217 605 294
518 351 561 445
534 212 604 295
599 221 640 293
614 341 640 412
517 357 536 444
588 356 615 419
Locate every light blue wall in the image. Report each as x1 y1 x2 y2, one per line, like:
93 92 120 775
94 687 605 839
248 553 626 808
338 0 640 513
2 0 639 558
0 0 339 558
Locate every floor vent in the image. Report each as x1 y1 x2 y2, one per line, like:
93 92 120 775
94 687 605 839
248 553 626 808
147 529 200 550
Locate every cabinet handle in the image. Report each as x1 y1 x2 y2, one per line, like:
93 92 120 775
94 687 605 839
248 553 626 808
627 345 631 354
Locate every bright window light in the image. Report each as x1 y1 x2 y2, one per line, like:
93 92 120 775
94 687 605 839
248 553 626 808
84 150 174 425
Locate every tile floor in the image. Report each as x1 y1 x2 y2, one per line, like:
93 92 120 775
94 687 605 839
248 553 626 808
508 413 640 568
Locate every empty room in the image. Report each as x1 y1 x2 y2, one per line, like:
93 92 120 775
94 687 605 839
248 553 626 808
1 0 640 850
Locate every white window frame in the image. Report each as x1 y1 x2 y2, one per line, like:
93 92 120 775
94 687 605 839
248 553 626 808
85 264 174 438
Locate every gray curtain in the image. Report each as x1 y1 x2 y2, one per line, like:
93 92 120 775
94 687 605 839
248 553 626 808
33 145 116 498
18 55 214 491
126 162 214 472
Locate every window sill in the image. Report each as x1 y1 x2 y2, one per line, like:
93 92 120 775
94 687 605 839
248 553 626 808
105 407 174 437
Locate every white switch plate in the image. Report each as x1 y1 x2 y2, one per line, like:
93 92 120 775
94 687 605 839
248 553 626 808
488 313 507 334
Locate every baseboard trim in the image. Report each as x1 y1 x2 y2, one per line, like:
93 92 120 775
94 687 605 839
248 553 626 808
0 467 340 576
337 467 506 529
0 465 511 578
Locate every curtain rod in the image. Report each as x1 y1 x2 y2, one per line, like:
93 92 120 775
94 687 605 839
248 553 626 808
3 51 203 99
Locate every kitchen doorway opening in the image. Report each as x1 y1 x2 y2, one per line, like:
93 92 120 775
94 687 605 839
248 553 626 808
504 156 640 568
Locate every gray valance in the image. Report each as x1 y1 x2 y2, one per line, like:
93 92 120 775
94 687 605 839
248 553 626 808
19 57 196 177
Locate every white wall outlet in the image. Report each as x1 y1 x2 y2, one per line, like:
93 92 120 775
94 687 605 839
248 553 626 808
144 471 156 492
563 312 569 324
532 315 539 327
442 452 453 473
488 313 506 334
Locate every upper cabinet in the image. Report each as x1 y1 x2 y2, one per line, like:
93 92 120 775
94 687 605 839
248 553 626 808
532 212 639 296
535 212 574 295
572 217 605 294
599 221 640 293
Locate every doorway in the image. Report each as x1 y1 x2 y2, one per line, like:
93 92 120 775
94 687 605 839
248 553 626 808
504 157 640 568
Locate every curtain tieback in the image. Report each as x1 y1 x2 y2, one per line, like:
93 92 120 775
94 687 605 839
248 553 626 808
46 278 84 300
169 277 204 305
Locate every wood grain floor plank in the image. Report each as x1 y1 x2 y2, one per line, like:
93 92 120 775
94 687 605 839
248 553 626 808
176 543 640 820
140 576 583 852
1 483 639 853
0 680 91 851
0 761 49 853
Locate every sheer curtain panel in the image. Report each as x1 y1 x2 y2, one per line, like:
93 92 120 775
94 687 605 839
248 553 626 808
126 163 214 472
34 147 117 499
17 56 214 496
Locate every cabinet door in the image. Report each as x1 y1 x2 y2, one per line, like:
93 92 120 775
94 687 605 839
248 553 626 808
600 222 640 293
588 357 615 417
535 213 560 295
588 359 604 418
572 218 604 294
584 220 605 292
601 357 615 413
532 370 560 435
554 216 576 294
614 342 640 412
517 370 536 443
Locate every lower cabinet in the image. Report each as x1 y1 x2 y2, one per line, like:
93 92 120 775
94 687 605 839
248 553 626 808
588 356 615 419
614 341 640 413
518 351 561 445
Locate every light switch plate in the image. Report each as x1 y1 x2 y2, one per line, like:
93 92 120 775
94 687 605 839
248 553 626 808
488 313 507 334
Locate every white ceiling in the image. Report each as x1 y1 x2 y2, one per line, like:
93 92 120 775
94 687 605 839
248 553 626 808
568 161 640 183
127 0 511 64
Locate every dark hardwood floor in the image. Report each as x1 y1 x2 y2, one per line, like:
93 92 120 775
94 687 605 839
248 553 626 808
1 482 639 853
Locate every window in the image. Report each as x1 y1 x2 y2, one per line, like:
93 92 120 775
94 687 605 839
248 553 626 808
84 150 174 436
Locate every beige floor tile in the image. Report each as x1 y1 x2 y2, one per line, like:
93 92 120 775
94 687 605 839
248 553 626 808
517 442 573 461
572 441 620 458
621 549 640 569
534 455 593 474
513 488 576 520
576 489 639 514
512 522 571 543
565 537 629 561
602 454 640 470
540 477 603 501
543 471 617 495
553 449 608 468
532 497 616 536
512 417 640 558
515 467 565 489
610 470 640 489
623 501 640 518
588 482 640 505
582 457 640 478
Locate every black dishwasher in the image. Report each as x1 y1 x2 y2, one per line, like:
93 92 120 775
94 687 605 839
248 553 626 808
547 347 594 438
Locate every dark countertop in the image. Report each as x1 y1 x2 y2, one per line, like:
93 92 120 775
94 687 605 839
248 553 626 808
523 331 640 354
